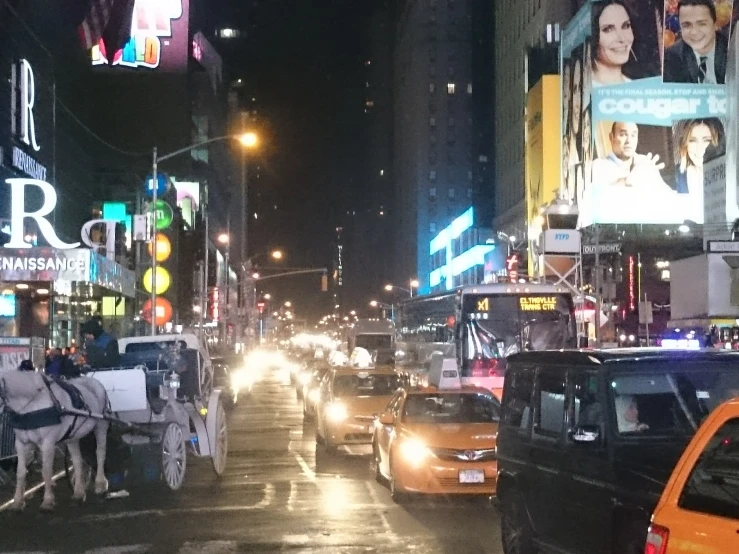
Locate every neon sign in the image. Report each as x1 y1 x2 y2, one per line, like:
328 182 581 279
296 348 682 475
628 255 636 312
91 0 184 69
11 59 40 152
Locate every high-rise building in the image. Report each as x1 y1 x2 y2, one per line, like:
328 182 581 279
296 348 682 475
393 0 494 294
492 0 572 236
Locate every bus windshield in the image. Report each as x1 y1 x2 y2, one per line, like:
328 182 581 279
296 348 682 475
461 293 576 377
355 334 392 351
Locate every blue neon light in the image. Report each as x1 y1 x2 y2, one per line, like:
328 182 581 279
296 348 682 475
427 207 495 290
430 206 474 255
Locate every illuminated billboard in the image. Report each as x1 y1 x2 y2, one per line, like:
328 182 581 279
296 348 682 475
91 0 190 72
562 0 733 227
526 75 562 276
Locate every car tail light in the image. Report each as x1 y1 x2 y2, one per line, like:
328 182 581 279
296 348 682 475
644 524 669 554
470 357 506 377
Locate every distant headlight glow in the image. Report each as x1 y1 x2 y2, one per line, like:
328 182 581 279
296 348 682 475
298 371 312 385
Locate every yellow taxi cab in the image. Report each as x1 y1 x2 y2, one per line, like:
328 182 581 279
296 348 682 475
372 359 500 502
314 348 403 454
646 398 739 554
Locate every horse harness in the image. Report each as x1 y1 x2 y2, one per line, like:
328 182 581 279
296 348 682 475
0 375 92 442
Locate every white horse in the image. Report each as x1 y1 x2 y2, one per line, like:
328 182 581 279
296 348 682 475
0 371 110 511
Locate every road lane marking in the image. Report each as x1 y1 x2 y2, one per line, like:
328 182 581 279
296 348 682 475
292 452 316 481
178 541 238 554
0 469 67 512
77 483 275 522
287 479 297 511
365 481 399 544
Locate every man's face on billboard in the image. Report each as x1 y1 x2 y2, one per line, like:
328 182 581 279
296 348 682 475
610 122 638 161
679 5 717 56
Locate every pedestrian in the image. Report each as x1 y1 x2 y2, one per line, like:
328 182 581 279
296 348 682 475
45 348 64 376
18 359 34 371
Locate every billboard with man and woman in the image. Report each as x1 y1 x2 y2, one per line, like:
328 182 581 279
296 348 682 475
562 0 733 227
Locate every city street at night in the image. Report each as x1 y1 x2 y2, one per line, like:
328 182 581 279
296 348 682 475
0 367 501 554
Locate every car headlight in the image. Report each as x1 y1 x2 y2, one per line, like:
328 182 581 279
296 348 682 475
231 370 253 390
325 402 348 423
399 439 431 466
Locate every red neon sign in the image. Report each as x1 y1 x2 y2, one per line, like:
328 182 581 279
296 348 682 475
507 253 520 282
628 255 635 312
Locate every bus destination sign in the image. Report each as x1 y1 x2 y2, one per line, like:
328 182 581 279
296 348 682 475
519 296 558 312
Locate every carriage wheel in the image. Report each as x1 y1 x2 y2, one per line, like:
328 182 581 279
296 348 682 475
211 400 228 476
161 423 187 490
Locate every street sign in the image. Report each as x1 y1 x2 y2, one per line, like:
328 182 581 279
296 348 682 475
582 243 622 255
639 301 653 325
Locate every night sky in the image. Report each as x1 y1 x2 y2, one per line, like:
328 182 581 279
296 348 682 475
199 1 375 321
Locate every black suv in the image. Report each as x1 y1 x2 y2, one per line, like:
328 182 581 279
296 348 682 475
496 349 739 554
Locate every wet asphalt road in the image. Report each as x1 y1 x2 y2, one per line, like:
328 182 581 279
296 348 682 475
0 367 503 553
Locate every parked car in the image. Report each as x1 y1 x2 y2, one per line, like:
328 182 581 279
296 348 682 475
496 349 739 554
646 397 739 553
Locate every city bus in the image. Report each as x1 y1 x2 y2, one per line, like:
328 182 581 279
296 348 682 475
395 284 577 395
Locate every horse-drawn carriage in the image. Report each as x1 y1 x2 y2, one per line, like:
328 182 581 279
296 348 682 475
75 333 229 491
0 332 229 511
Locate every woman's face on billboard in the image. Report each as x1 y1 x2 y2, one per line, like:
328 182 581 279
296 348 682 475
572 60 582 133
687 123 713 167
597 4 633 68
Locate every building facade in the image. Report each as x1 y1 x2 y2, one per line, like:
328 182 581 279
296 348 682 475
393 0 493 293
493 0 572 236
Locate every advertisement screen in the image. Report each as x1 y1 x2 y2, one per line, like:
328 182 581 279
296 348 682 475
562 0 734 227
91 0 190 72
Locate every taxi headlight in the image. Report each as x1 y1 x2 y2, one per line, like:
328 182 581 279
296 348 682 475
308 388 320 404
399 439 431 466
326 403 348 423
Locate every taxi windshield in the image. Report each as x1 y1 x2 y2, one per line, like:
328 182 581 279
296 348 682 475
402 392 501 424
333 373 402 397
610 364 739 438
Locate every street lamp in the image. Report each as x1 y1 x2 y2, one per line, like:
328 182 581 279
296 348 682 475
217 233 229 245
150 133 256 337
284 301 292 308
271 250 284 260
385 279 420 297
263 293 272 300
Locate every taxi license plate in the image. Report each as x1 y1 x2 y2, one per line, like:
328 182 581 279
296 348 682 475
459 470 485 484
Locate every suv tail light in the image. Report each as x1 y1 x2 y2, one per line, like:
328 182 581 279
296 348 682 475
644 524 669 554
470 358 506 377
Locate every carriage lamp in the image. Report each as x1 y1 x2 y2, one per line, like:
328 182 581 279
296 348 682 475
168 372 180 390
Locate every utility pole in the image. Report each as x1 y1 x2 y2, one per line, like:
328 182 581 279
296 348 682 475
594 224 601 347
150 147 158 336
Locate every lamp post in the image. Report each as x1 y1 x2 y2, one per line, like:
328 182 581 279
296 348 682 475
384 280 419 297
217 231 230 349
149 133 256 336
370 300 395 321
